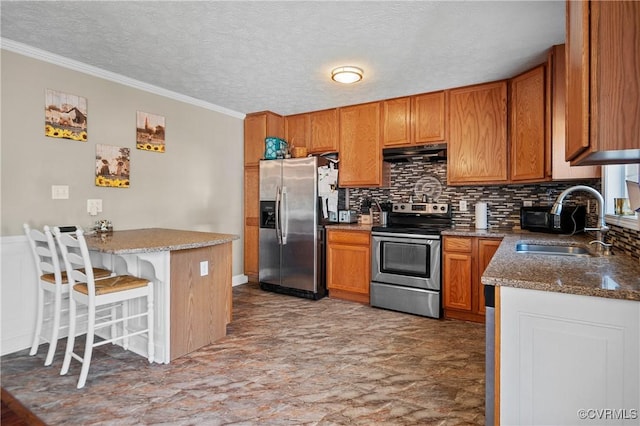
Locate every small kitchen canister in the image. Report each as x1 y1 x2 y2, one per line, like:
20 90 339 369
475 202 488 229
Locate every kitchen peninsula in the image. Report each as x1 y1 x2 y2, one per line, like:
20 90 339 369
86 228 239 363
482 233 640 425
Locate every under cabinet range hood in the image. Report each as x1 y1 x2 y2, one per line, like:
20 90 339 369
383 143 447 162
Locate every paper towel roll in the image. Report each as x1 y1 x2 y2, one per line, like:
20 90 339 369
475 202 488 229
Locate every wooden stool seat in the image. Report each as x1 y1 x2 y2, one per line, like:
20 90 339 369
73 275 149 296
40 268 112 284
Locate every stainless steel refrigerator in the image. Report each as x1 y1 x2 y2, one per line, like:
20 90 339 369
259 157 328 299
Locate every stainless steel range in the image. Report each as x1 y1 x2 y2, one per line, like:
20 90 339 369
370 202 452 318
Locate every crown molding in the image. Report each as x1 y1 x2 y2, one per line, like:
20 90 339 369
0 38 246 119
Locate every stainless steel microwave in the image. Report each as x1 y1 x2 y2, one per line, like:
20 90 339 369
520 205 586 234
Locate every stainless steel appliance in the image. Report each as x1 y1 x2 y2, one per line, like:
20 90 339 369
259 157 329 299
484 284 496 426
520 205 586 234
338 210 357 223
382 142 447 163
370 202 452 318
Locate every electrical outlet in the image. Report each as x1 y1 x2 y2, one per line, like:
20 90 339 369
87 199 103 215
459 200 468 212
524 200 533 207
200 261 209 276
51 185 69 199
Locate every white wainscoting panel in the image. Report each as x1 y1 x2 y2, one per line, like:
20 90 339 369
1 235 38 356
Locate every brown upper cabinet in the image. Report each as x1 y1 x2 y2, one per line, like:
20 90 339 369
339 102 388 187
244 111 284 166
566 0 640 165
309 108 339 153
382 97 412 146
509 65 548 182
283 108 339 154
284 113 309 151
382 91 446 147
447 81 508 185
508 47 599 183
548 44 600 180
413 91 447 144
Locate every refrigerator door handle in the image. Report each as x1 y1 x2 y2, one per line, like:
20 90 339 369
281 186 288 245
275 185 282 245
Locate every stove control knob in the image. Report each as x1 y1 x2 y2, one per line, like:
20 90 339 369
400 205 405 210
440 206 446 211
432 205 438 210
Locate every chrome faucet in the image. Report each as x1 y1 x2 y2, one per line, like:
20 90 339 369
551 185 611 254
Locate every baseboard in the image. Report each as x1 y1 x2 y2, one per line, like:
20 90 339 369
232 274 249 287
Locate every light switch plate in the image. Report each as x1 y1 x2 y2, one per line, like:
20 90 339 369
52 185 69 199
200 261 208 276
87 199 103 215
523 200 533 207
459 200 468 212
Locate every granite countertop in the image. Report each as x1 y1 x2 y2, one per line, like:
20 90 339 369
482 233 640 301
85 228 239 254
325 223 374 231
442 227 518 238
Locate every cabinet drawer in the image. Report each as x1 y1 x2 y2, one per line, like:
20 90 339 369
444 236 472 252
327 230 370 245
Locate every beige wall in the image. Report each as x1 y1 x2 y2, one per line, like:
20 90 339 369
0 49 246 275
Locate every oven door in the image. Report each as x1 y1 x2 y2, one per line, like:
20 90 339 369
371 232 440 291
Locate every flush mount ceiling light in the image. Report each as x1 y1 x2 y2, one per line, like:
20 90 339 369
331 66 363 84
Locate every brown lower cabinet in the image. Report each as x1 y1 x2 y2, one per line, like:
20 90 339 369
170 243 232 360
326 229 370 304
243 166 260 283
443 236 502 323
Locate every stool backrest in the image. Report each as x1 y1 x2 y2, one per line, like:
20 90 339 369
54 227 97 300
23 224 62 284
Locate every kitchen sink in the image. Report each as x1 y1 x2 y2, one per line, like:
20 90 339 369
515 242 592 257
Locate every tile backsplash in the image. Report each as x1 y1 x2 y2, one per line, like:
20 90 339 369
607 224 640 261
346 157 639 260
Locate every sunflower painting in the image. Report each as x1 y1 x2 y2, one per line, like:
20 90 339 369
45 89 88 142
95 144 130 188
136 111 165 153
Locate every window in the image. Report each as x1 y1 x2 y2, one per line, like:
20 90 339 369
603 164 640 231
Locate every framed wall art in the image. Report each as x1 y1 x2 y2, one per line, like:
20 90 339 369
136 111 165 152
44 89 87 141
95 144 130 188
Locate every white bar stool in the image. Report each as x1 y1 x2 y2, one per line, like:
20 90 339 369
23 224 112 366
54 226 154 389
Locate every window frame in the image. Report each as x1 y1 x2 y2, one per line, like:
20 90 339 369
602 164 640 231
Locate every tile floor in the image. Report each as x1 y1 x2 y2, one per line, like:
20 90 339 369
1 283 486 425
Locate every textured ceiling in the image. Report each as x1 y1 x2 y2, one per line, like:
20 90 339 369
0 1 565 117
